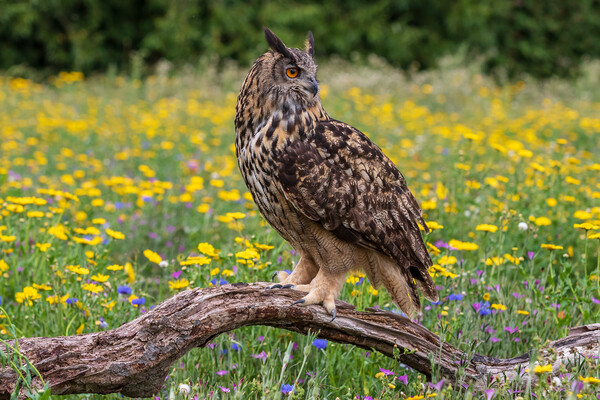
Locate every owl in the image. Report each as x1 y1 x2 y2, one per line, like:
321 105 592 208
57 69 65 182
235 28 438 319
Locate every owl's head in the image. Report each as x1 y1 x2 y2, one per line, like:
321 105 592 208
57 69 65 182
261 28 319 107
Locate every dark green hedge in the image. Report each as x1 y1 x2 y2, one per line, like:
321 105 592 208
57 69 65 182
1 0 599 79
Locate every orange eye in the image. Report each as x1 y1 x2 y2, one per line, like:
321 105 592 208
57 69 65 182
286 68 299 78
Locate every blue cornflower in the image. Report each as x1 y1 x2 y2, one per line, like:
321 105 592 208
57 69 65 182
312 338 328 349
131 297 145 306
448 293 464 301
281 384 294 394
231 343 241 351
117 285 132 295
66 298 78 305
210 278 228 286
479 301 491 316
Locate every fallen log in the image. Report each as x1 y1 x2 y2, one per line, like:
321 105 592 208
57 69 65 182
1 282 599 398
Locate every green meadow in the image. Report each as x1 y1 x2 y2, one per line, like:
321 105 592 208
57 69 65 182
1 61 600 399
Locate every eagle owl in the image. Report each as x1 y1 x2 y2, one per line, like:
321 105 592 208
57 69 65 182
235 28 438 318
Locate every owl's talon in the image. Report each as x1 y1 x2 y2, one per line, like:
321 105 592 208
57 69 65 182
291 298 305 306
282 284 295 289
330 308 337 322
266 284 282 290
271 271 279 282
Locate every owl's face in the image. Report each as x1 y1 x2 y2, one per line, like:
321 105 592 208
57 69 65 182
263 28 320 108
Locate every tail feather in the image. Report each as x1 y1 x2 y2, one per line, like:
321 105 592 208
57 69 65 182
409 265 439 303
370 253 421 318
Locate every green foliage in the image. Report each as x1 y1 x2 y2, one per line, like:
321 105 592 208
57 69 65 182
1 0 600 79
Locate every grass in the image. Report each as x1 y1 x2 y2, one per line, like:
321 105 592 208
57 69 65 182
0 59 599 399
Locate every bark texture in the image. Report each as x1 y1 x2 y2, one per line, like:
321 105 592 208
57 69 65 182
1 282 598 398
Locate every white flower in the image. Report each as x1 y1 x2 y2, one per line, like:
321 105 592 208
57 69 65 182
518 222 528 231
178 383 191 396
552 377 562 387
159 260 169 268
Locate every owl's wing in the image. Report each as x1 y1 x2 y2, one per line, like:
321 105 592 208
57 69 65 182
278 120 436 298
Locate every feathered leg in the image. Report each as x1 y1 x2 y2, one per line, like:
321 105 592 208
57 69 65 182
268 254 319 288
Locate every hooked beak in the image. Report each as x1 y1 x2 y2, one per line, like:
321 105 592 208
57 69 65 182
305 77 319 97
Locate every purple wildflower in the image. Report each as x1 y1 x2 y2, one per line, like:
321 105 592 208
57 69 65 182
312 338 327 349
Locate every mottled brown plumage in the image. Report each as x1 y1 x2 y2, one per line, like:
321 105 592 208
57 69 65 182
235 28 438 318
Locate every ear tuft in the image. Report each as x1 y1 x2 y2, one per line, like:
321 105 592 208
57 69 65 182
305 31 315 58
264 27 293 59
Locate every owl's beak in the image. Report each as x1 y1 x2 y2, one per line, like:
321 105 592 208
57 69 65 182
307 77 319 97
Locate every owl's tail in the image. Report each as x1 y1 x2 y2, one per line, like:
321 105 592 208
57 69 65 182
366 252 438 318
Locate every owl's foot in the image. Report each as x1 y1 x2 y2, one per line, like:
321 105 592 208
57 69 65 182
288 271 345 321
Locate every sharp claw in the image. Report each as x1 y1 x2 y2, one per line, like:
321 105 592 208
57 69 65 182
271 272 278 282
282 284 295 289
266 284 282 290
330 308 337 322
291 298 305 306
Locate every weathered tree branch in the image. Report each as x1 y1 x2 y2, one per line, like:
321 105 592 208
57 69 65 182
1 282 599 398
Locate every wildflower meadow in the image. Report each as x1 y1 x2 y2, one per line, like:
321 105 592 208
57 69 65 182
1 62 599 399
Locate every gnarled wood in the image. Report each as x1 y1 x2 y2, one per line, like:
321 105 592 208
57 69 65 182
1 282 599 398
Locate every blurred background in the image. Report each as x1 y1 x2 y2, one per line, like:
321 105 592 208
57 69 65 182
2 0 600 80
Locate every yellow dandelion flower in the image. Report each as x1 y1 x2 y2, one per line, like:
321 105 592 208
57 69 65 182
197 242 219 258
82 283 103 294
226 212 246 219
107 264 124 271
35 243 51 252
125 262 135 283
486 256 505 266
106 228 125 240
26 211 45 218
102 300 116 311
169 278 190 290
210 267 220 276
32 283 52 291
518 310 529 315
66 265 89 275
180 256 211 266
483 293 490 301
448 239 479 251
0 259 9 272
534 364 553 374
0 235 16 243
196 203 210 213
427 242 441 255
426 221 444 230
92 218 106 224
438 255 457 265
235 248 260 260
491 303 507 311
533 216 551 226
579 376 600 384
91 273 109 282
476 224 498 233
144 249 163 264
574 222 599 230
15 286 41 305
541 243 563 250
546 198 557 207
254 242 275 250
